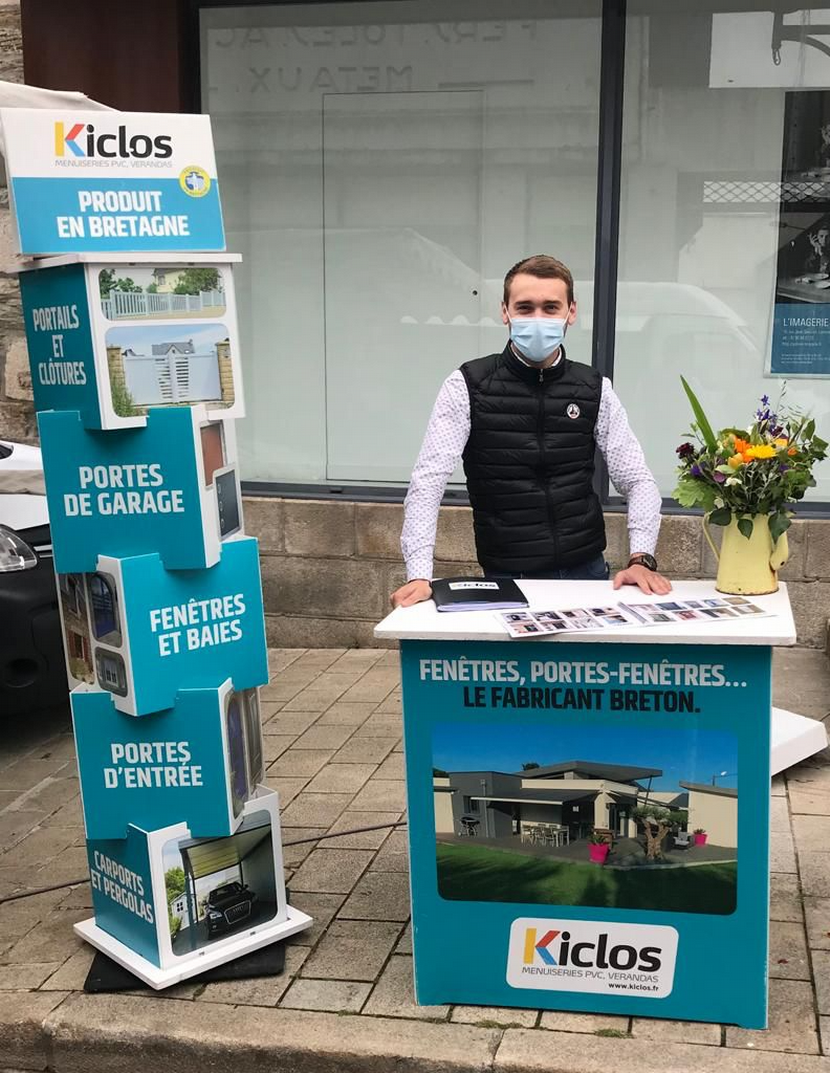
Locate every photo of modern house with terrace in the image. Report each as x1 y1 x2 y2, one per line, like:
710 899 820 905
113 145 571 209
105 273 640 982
434 760 688 843
432 725 739 915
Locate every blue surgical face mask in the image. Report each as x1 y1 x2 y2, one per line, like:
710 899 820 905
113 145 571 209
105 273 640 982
509 317 567 363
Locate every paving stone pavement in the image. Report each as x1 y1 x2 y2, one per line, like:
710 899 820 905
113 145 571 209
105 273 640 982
1 645 829 1073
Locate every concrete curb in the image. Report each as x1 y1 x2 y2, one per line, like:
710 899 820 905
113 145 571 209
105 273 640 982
0 990 69 1071
1 992 829 1073
495 1029 830 1072
44 993 501 1073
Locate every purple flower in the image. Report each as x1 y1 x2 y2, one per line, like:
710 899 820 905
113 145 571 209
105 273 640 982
761 394 769 406
690 464 703 477
779 463 790 473
676 442 696 459
713 471 727 483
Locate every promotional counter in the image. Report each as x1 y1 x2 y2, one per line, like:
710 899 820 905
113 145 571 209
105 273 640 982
375 579 799 1029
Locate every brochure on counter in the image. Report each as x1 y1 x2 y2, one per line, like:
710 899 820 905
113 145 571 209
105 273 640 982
497 595 772 638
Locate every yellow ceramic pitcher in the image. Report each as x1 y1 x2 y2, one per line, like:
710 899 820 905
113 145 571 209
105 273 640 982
703 513 789 595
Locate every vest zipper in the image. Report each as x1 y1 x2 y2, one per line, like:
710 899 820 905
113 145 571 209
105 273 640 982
537 370 560 563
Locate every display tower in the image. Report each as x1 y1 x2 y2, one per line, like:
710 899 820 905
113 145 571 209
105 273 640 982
2 106 311 988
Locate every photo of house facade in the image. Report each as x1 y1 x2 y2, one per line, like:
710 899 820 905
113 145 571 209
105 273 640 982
681 782 738 848
432 725 739 915
57 573 94 685
434 760 687 843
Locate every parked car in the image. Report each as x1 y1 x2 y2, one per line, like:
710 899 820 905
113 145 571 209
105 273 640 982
0 439 68 716
205 880 258 936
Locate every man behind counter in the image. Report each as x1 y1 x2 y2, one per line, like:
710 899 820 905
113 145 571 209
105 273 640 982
390 254 672 608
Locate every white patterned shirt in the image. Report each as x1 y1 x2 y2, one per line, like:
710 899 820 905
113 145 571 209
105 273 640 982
402 360 662 581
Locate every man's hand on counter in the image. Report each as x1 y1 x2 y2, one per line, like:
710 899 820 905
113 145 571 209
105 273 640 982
391 579 433 608
612 564 673 595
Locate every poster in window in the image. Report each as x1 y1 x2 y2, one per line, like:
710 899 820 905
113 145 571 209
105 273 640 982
771 90 830 376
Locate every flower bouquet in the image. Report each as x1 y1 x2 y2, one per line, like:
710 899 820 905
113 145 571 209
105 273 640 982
674 378 827 594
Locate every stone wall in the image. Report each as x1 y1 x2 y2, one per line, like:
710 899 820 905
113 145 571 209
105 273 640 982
216 340 235 405
244 496 830 649
0 2 30 443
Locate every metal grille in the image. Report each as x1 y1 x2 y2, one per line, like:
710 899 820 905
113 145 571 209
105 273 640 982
703 179 830 204
224 900 252 924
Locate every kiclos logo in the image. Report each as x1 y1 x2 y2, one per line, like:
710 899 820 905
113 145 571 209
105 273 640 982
507 918 678 997
522 926 662 972
54 122 173 160
524 927 560 965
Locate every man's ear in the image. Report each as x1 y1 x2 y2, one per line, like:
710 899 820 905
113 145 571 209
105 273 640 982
500 302 509 326
567 300 578 327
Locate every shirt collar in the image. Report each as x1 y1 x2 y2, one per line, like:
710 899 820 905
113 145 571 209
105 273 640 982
509 341 564 369
504 341 568 383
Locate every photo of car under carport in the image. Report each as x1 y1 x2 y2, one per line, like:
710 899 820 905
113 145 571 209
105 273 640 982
163 807 279 956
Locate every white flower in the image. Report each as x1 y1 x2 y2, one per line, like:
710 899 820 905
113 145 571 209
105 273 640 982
725 477 742 487
714 497 724 508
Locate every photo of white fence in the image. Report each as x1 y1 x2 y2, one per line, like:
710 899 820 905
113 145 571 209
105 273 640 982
98 266 226 321
105 323 235 417
102 288 226 320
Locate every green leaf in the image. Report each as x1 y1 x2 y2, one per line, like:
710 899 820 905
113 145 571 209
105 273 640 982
737 517 753 539
680 376 718 452
715 465 734 475
673 482 704 508
708 507 732 526
804 418 815 440
769 512 791 544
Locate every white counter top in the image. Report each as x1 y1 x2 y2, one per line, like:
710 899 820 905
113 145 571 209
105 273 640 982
374 579 796 646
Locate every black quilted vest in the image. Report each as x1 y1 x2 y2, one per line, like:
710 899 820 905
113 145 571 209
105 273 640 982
460 344 606 575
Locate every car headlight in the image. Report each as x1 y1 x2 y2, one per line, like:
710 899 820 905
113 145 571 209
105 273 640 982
0 526 37 572
207 909 223 920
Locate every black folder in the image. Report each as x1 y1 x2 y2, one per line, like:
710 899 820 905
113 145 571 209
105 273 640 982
431 576 528 612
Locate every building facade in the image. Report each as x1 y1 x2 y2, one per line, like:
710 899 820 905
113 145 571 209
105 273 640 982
4 1 830 646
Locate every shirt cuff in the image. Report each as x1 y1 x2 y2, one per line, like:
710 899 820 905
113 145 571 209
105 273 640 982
627 528 658 558
406 553 434 583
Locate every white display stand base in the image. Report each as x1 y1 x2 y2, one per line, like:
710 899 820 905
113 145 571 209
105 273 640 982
771 706 828 776
74 905 313 990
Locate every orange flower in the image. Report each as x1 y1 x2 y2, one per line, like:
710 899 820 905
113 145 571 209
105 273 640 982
788 446 797 456
727 454 745 468
732 436 755 462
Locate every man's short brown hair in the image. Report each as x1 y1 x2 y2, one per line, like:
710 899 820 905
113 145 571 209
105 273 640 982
503 255 574 306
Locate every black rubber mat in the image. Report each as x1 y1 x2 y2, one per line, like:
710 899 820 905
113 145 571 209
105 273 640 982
83 940 287 993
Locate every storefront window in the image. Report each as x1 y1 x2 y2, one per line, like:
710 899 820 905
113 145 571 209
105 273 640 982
615 4 830 502
201 2 602 485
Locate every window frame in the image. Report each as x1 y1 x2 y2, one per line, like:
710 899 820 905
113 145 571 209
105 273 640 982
192 0 830 514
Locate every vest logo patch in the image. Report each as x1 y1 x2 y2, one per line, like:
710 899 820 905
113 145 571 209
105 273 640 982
566 403 581 420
